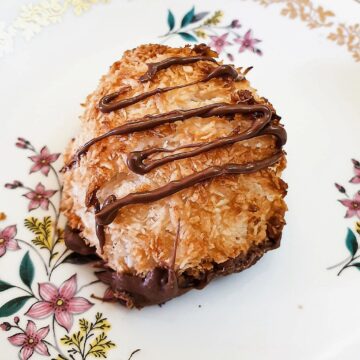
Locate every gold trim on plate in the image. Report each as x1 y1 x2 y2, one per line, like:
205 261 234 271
254 0 360 62
0 0 110 57
0 0 359 61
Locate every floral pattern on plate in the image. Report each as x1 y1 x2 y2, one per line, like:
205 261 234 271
0 139 116 360
160 6 262 60
329 159 360 275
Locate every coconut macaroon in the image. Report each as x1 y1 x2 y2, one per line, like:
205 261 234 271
61 44 287 308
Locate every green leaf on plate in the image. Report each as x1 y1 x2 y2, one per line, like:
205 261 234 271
167 9 175 31
0 296 32 317
181 7 195 27
345 228 358 256
0 280 14 292
20 251 34 289
178 32 197 42
350 262 360 270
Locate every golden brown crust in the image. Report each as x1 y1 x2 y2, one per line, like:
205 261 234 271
61 44 287 277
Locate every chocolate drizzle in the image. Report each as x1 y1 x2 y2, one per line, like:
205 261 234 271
138 55 218 82
65 53 287 265
87 189 106 251
96 152 282 226
66 102 284 171
127 105 286 174
98 64 240 113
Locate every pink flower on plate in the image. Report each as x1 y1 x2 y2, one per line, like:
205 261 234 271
339 192 360 218
1 322 11 331
23 183 57 211
234 29 262 55
26 274 93 332
230 19 241 28
209 33 231 53
5 180 23 189
16 138 30 149
350 159 360 184
0 225 20 257
8 320 49 360
29 146 60 176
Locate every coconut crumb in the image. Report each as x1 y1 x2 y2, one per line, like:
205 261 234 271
61 44 287 276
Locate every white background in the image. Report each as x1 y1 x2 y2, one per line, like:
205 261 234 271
1 1 360 359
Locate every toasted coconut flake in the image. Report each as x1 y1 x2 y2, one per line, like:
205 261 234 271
61 44 287 276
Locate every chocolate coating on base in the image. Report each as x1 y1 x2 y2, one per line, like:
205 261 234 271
97 235 281 308
64 226 96 255
64 225 283 308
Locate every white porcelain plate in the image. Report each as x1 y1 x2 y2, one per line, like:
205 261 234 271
1 1 360 359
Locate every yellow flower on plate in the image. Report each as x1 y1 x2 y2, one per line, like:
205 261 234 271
13 0 66 40
203 10 223 26
356 222 360 235
194 29 207 39
66 0 111 16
